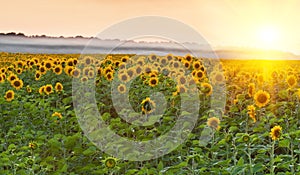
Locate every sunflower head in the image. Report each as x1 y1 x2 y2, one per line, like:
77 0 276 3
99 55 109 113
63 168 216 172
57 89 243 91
29 141 37 149
148 77 159 87
11 79 23 90
254 90 270 108
286 75 297 88
207 117 220 130
117 84 126 94
5 90 15 102
104 157 117 168
55 82 63 92
200 82 213 96
242 134 250 143
141 97 156 114
44 84 53 95
248 83 255 97
270 125 282 141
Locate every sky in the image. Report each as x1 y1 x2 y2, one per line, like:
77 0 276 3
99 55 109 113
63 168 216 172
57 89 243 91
1 0 300 54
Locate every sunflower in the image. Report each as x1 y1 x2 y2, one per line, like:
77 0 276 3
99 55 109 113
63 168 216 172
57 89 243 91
192 61 202 70
141 97 156 114
166 54 173 61
64 66 74 76
185 54 193 62
254 90 270 108
105 72 114 81
35 71 42 81
248 83 255 97
117 84 126 94
0 74 5 83
286 75 297 88
149 54 157 62
39 66 47 74
26 85 32 93
193 70 205 81
121 56 129 63
87 69 95 79
28 141 37 149
247 105 256 122
134 65 143 75
104 157 117 168
16 68 22 74
81 76 88 82
212 71 225 84
52 112 63 119
66 59 74 66
5 90 14 102
183 61 191 69
39 86 45 95
148 77 159 87
43 60 53 70
270 125 282 141
178 76 187 85
55 82 63 92
200 82 213 96
7 73 17 82
11 79 23 90
118 72 129 83
44 84 53 95
53 65 63 75
72 68 81 78
52 112 63 123
256 74 264 84
159 57 167 65
172 61 180 69
83 56 94 65
126 68 135 79
207 117 220 130
177 84 187 93
242 134 250 143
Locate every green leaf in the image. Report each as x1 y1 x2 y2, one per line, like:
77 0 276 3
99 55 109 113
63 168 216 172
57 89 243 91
237 157 244 166
279 139 290 148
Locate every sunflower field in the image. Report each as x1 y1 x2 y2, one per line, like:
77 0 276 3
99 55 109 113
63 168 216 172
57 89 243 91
0 52 299 174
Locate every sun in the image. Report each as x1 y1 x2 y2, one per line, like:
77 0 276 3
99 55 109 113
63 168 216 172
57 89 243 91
256 25 281 49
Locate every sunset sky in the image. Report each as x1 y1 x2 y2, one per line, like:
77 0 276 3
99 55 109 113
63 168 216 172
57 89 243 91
1 0 300 54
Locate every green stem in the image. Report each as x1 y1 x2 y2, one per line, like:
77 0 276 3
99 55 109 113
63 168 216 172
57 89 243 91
270 141 275 175
247 143 253 175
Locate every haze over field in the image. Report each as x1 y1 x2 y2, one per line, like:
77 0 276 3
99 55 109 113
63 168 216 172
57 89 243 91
0 34 299 60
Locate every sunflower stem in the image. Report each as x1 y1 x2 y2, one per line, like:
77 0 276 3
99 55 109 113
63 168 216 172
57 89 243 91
270 141 275 175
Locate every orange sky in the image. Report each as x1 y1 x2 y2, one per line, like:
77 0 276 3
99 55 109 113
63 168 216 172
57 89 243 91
1 0 300 54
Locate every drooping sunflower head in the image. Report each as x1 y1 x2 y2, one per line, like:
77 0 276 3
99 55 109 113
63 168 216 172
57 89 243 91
254 90 270 108
248 83 255 97
207 117 220 130
200 82 213 96
286 75 297 88
5 90 14 102
270 125 282 141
